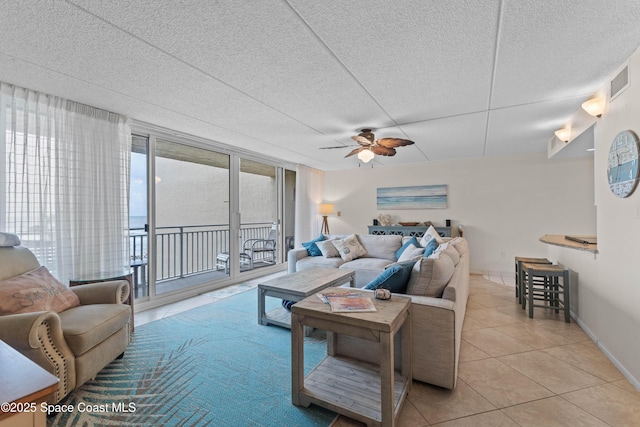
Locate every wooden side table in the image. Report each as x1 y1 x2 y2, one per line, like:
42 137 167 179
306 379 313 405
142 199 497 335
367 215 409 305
69 269 135 332
0 341 59 427
291 288 412 427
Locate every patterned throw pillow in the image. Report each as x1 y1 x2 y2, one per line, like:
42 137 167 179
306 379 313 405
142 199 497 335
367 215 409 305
419 225 444 247
0 266 80 315
331 234 368 262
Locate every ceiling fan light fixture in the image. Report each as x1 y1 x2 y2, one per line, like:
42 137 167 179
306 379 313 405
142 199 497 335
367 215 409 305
358 148 375 163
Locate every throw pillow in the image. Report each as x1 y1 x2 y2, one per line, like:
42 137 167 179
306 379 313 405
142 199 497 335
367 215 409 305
331 234 367 262
397 244 425 262
422 238 439 258
316 239 340 258
406 252 455 297
395 236 420 260
0 266 81 315
302 234 325 256
435 242 460 265
364 261 414 293
0 232 21 247
419 225 444 247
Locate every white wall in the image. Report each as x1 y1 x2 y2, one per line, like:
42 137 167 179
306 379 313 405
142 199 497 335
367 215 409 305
565 46 640 387
323 151 596 274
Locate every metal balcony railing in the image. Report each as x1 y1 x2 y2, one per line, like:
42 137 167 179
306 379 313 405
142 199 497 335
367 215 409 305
129 222 274 290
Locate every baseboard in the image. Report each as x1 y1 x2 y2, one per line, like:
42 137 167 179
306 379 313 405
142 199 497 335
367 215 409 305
572 311 640 391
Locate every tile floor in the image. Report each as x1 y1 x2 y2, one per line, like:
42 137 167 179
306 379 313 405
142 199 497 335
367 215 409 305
333 275 640 427
134 272 640 427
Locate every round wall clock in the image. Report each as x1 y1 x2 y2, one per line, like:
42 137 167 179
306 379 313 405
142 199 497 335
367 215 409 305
607 130 640 198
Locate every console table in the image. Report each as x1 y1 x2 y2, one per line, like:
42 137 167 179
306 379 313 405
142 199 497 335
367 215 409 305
368 225 451 238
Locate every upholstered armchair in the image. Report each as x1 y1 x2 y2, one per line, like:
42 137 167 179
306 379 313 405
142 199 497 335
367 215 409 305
0 235 131 404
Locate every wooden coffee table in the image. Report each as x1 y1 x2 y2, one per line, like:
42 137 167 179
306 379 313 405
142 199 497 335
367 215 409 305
291 288 412 427
257 267 356 330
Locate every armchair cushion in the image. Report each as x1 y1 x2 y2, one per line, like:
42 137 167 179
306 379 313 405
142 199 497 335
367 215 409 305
59 304 131 356
0 266 80 315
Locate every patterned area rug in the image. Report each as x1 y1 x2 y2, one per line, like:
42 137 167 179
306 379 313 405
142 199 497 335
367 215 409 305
48 289 335 426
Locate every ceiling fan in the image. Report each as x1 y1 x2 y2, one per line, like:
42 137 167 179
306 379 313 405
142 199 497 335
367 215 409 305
321 129 415 163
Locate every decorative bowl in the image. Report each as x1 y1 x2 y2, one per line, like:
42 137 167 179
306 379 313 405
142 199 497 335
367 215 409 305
398 222 419 226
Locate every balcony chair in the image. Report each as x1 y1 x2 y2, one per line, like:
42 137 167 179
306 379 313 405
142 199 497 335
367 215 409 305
0 233 131 404
243 226 277 266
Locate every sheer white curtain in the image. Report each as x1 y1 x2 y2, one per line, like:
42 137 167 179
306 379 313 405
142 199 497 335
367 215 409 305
0 82 131 281
294 164 323 247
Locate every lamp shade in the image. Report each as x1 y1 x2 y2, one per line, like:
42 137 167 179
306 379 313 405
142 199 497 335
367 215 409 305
318 203 334 215
555 127 571 142
581 97 605 118
357 149 375 163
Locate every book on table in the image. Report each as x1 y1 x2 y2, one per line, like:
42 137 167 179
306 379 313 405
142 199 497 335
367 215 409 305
326 296 377 312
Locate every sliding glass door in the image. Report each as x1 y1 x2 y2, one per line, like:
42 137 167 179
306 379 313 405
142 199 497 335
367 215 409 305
130 133 294 304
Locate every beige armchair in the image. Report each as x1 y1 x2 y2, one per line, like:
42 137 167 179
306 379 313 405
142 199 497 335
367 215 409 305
0 242 131 404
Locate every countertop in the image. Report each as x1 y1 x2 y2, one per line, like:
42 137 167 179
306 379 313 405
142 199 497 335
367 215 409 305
539 234 598 254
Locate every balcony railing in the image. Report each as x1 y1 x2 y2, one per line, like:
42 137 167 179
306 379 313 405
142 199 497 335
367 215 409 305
129 222 274 291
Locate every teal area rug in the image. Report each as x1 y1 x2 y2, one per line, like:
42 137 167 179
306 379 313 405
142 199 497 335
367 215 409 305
48 289 336 427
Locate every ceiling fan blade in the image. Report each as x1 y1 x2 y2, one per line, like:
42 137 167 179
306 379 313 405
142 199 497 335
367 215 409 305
344 147 366 158
376 138 415 148
351 135 373 146
371 146 396 156
319 145 359 149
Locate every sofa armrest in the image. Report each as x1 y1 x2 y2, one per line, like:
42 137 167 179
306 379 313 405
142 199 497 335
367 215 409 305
71 280 130 305
0 311 75 402
287 248 309 273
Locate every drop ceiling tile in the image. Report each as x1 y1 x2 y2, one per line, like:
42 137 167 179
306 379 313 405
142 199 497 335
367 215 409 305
484 96 586 157
289 0 501 123
492 0 640 108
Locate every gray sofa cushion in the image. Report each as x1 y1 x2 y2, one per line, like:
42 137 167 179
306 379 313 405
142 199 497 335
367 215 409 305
357 234 403 260
406 252 455 297
297 255 345 270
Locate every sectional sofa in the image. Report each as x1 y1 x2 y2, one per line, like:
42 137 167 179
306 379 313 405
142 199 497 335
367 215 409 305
287 233 469 389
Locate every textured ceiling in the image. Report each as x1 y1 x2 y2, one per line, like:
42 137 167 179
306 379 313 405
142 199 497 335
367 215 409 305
1 0 640 170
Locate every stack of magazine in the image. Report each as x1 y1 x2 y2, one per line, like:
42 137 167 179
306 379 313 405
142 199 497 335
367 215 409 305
316 290 377 312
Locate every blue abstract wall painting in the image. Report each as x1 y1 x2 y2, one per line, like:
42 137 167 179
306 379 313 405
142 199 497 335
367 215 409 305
377 185 447 209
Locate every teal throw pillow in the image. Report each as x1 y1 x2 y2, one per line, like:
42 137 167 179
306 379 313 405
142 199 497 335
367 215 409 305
395 236 420 260
302 234 325 256
423 238 439 258
364 261 414 293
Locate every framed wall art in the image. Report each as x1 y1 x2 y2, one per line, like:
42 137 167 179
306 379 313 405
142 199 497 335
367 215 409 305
377 185 447 209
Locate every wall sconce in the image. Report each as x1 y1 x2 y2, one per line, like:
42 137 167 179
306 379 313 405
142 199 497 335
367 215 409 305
555 127 571 143
318 203 334 234
357 148 375 163
581 97 606 118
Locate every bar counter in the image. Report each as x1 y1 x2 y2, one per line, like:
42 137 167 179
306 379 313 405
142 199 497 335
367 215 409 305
539 234 598 254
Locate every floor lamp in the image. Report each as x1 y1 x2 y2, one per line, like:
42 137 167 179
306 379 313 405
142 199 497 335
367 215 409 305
318 203 334 235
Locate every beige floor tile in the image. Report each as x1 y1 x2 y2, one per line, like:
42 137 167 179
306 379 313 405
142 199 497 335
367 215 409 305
466 293 514 309
498 350 604 394
461 317 488 331
501 396 609 426
397 400 430 427
542 341 625 382
458 358 553 408
563 383 640 426
493 323 576 350
534 319 591 342
611 379 640 394
409 379 496 424
462 328 534 357
465 307 525 328
433 410 518 427
459 339 491 363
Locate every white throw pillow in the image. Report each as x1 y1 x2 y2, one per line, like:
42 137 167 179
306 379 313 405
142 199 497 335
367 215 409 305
397 244 425 262
419 225 445 247
316 239 340 258
331 234 368 262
